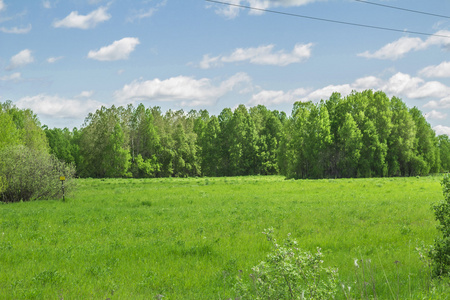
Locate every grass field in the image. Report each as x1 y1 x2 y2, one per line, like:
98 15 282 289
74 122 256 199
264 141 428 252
0 175 448 299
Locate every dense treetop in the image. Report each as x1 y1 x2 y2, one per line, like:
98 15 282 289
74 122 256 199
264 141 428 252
2 90 450 179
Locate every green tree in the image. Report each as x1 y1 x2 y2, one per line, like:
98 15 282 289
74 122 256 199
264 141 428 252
410 107 439 175
199 116 221 176
337 113 362 177
438 135 450 172
79 106 131 178
228 105 259 176
387 97 416 176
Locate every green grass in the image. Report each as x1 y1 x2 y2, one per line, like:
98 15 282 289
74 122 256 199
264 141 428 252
0 176 447 299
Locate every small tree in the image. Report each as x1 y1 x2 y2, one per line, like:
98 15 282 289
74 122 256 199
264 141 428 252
431 174 450 277
235 228 339 299
0 145 76 203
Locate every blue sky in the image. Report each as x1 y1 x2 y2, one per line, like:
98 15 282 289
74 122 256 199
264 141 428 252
1 0 450 135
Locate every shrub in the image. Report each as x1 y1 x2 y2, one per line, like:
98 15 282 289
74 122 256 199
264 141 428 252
0 145 76 202
235 228 339 299
431 174 450 277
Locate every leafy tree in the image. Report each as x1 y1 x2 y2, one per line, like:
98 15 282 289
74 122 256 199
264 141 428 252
199 116 221 176
438 135 450 172
217 108 233 176
410 107 439 175
79 106 131 178
387 97 416 176
0 109 20 150
129 104 161 177
104 122 131 177
228 105 259 176
337 113 362 177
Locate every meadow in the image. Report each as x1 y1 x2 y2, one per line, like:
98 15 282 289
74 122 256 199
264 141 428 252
0 175 448 299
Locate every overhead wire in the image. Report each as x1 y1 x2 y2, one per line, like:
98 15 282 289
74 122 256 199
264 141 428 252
205 0 450 39
354 0 450 20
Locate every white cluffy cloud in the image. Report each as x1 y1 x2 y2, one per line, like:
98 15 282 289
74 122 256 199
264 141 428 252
88 37 140 61
212 0 323 18
0 24 32 34
419 61 450 78
358 30 450 60
16 94 104 119
0 0 5 11
425 110 447 120
53 6 111 29
200 43 313 68
127 0 167 22
434 125 450 136
424 96 450 109
0 72 21 81
114 72 251 106
248 72 450 107
6 49 34 70
42 1 51 9
47 56 64 63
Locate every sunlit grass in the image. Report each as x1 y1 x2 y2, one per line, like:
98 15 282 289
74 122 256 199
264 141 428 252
0 175 445 299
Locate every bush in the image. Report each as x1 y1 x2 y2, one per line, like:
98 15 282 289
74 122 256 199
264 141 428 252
0 145 76 202
431 174 450 277
235 228 339 299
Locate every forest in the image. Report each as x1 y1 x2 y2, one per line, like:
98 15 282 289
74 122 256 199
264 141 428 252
1 90 450 180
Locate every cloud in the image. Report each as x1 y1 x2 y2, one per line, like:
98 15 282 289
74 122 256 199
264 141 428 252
127 0 167 22
77 90 94 98
419 61 450 78
0 24 32 34
382 72 450 99
200 43 313 68
425 110 447 120
211 0 324 18
358 37 424 60
53 6 111 29
433 125 450 136
0 0 5 11
88 37 140 61
6 49 34 70
359 30 450 60
248 72 450 107
114 72 251 106
249 88 309 106
15 94 104 119
424 96 450 109
42 1 51 9
0 72 21 81
47 56 64 63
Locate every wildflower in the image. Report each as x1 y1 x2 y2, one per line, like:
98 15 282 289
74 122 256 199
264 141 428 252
354 259 359 268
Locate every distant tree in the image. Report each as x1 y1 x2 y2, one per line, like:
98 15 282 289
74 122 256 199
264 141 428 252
337 113 362 178
79 106 131 177
438 135 450 172
387 97 416 176
199 116 221 176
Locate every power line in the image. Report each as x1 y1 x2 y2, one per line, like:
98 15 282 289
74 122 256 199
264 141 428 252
205 0 450 39
354 0 450 20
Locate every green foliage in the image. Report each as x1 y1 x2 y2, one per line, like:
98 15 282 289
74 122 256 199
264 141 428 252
0 100 49 153
33 90 450 179
438 135 450 172
235 228 339 299
431 174 450 277
0 145 76 202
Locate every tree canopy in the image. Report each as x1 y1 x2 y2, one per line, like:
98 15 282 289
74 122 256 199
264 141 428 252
2 90 449 180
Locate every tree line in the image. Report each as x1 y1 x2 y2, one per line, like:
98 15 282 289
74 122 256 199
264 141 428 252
2 90 450 181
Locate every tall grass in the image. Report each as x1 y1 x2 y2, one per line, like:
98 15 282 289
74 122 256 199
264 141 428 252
0 176 446 299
